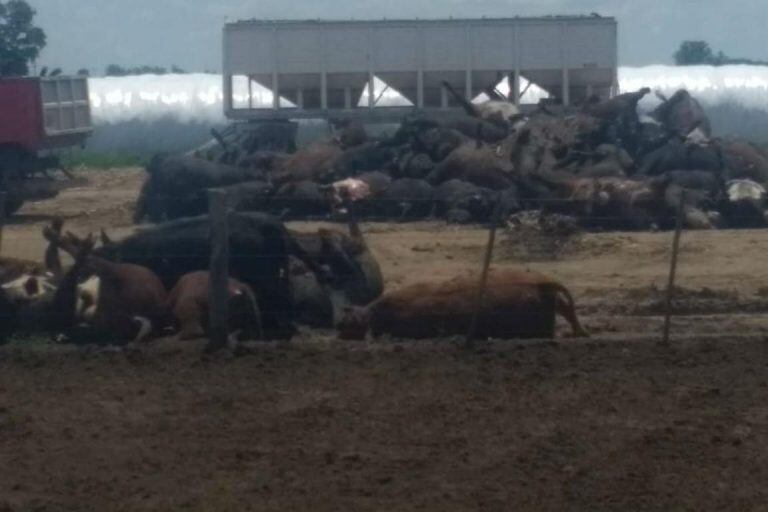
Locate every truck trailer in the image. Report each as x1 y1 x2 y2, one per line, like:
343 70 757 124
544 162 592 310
222 16 618 122
0 75 92 214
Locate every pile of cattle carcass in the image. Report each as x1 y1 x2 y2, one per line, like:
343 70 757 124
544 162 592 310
0 214 589 346
6 85 768 348
134 86 768 231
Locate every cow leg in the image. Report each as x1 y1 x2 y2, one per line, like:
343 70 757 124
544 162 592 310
178 320 206 340
227 329 243 347
131 317 153 343
230 286 264 341
257 280 296 340
105 315 154 345
173 301 206 340
49 268 82 331
554 290 589 338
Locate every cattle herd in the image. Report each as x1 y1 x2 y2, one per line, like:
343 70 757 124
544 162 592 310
3 84 768 347
0 213 587 346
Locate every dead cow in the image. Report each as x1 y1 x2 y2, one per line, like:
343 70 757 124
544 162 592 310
328 177 372 212
0 271 58 343
0 258 48 285
337 269 588 340
45 229 169 344
0 219 66 342
166 271 263 341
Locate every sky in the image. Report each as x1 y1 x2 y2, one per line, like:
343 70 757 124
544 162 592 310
28 0 768 74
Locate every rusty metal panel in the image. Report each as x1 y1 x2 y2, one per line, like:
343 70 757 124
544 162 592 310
0 78 44 152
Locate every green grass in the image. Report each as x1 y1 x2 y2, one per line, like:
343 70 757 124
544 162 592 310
62 151 145 170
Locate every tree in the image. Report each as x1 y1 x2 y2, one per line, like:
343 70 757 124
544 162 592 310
674 40 768 67
105 64 127 77
673 41 714 66
0 0 46 76
104 64 190 76
105 64 184 77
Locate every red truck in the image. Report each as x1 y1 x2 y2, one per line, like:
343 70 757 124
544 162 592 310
0 76 92 215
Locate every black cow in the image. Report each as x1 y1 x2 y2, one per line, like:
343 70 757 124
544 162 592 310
96 213 328 339
224 180 274 213
350 171 392 219
285 224 384 328
269 181 332 219
721 179 768 228
333 142 397 179
637 139 723 176
291 224 383 305
652 89 711 137
134 155 263 223
378 179 434 220
434 180 496 223
356 171 392 196
661 170 723 194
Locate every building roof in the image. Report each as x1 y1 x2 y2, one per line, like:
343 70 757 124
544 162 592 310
226 15 616 28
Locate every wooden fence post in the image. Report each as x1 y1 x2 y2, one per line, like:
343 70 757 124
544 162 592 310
466 216 500 349
207 189 230 353
0 192 5 256
662 191 685 346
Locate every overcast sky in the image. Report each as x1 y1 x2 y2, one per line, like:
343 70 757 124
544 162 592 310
29 0 768 74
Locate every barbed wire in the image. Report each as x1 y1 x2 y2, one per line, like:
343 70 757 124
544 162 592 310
2 187 768 347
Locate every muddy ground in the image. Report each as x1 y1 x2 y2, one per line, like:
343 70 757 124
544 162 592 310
2 169 768 510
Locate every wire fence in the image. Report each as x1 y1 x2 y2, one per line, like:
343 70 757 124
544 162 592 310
132 185 768 229
1 187 768 349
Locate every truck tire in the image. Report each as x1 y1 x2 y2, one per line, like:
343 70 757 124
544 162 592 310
0 148 29 216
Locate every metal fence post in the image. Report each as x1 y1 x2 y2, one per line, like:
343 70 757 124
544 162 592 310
466 214 501 349
662 191 685 346
207 189 230 353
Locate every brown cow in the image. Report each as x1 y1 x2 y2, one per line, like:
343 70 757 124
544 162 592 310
583 87 651 123
44 229 168 343
166 271 263 341
272 140 344 185
337 269 588 340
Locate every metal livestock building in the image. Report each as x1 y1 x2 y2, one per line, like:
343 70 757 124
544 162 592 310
223 16 618 121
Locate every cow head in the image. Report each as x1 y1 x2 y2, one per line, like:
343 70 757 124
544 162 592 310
2 272 57 303
317 229 367 284
336 306 370 340
1 271 58 330
727 179 767 204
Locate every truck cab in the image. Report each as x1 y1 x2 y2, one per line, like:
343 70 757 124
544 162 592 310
0 76 92 214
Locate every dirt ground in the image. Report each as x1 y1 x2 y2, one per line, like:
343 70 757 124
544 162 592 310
3 169 768 510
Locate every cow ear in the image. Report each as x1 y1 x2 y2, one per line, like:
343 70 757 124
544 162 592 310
24 277 40 297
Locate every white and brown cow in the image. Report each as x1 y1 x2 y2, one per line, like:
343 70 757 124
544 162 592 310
44 228 169 344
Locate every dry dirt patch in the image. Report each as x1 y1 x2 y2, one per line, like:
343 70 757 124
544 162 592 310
3 168 768 509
